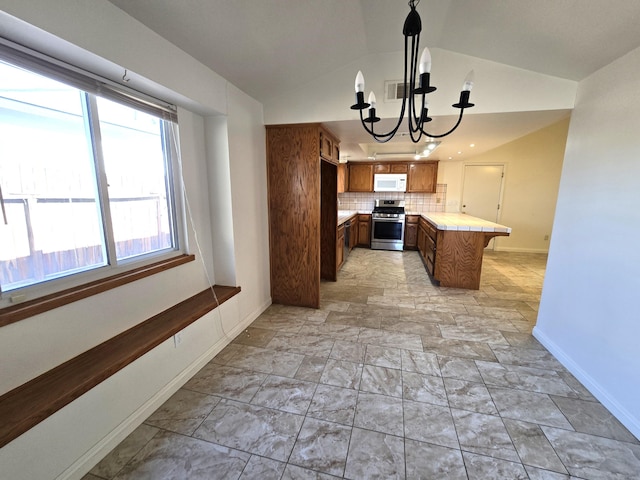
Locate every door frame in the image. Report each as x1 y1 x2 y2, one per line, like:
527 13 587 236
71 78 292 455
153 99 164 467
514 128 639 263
460 163 507 249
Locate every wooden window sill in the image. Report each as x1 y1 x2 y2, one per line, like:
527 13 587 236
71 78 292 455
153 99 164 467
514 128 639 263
0 284 241 448
0 254 195 327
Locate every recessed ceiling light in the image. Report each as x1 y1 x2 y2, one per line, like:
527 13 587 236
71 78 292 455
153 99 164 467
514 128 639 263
457 151 462 154
470 143 475 147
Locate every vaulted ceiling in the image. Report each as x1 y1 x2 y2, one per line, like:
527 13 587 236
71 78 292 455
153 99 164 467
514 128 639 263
108 0 640 160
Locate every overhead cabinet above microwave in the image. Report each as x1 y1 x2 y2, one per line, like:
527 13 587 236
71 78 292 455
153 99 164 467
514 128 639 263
347 161 438 193
374 173 407 192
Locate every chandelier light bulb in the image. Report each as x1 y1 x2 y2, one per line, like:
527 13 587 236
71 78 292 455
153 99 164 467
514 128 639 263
462 70 475 91
419 48 432 74
368 91 377 109
355 71 365 93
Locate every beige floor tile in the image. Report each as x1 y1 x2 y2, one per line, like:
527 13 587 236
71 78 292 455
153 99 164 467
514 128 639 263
94 249 639 479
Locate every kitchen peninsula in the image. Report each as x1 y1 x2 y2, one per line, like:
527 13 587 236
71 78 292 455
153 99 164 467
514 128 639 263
414 212 511 290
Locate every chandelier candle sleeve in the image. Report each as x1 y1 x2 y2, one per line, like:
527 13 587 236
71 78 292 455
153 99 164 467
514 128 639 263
452 70 475 109
349 0 475 143
351 70 370 110
365 91 380 124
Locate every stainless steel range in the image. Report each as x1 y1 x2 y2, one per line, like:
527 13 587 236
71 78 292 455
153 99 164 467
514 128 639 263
371 199 406 251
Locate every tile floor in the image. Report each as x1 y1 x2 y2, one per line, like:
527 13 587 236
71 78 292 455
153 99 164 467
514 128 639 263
83 249 640 479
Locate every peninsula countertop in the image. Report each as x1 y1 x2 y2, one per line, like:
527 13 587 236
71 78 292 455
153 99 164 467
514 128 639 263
407 212 511 233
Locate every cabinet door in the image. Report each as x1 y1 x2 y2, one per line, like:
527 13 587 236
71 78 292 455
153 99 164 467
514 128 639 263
350 217 359 249
407 162 438 193
390 163 409 173
404 222 418 249
337 225 345 270
357 215 371 247
348 164 374 192
320 132 333 162
374 164 390 173
337 163 347 193
333 143 340 162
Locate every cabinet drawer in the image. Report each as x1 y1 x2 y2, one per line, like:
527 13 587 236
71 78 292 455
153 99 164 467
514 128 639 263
426 223 437 242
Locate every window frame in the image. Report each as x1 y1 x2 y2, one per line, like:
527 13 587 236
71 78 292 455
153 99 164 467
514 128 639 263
0 39 188 311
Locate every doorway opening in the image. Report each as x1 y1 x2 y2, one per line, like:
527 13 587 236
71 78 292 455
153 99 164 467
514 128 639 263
461 164 505 250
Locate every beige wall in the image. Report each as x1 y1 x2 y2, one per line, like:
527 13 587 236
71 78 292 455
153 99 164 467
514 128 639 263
438 117 570 252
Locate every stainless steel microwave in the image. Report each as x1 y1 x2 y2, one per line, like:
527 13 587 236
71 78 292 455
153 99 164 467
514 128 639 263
373 173 407 192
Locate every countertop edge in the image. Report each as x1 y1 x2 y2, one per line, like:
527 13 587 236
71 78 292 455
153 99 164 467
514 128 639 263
419 212 512 234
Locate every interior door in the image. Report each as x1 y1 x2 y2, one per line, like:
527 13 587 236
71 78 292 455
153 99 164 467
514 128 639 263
461 164 504 249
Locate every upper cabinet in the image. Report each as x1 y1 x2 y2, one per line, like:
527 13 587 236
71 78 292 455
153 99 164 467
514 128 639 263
337 163 348 193
373 163 408 174
348 163 374 192
407 161 438 193
347 161 437 193
319 128 340 164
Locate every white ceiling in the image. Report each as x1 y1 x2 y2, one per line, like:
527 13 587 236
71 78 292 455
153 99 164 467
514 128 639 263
107 0 640 161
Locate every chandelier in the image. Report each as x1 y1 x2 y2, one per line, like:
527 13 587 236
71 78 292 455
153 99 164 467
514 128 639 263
350 0 475 143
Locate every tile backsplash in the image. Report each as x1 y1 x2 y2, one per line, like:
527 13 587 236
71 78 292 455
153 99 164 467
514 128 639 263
338 184 447 212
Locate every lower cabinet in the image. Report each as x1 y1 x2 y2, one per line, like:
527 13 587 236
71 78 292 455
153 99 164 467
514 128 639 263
350 216 359 250
337 223 345 271
404 215 419 249
357 214 371 247
417 217 437 276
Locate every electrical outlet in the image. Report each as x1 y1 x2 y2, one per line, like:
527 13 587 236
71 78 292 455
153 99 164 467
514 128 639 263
544 234 549 241
173 332 183 347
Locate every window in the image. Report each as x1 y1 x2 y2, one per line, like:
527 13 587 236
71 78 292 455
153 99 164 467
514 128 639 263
0 45 183 306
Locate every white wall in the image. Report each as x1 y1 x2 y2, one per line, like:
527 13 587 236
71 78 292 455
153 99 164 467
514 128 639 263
0 1 271 478
535 46 640 438
263 48 577 125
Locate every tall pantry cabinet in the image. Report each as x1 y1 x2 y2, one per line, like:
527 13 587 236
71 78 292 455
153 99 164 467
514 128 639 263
265 124 340 308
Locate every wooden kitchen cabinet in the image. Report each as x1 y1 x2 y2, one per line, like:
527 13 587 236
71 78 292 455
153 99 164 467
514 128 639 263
357 214 371 247
337 223 345 271
348 163 374 192
350 215 359 249
404 215 419 249
375 163 409 173
337 163 348 193
350 161 434 192
390 163 409 173
416 214 511 289
319 129 340 163
417 216 437 276
266 123 340 308
407 161 438 193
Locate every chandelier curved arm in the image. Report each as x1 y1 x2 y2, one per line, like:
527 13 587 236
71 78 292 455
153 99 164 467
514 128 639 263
358 34 413 143
420 108 466 138
359 108 403 143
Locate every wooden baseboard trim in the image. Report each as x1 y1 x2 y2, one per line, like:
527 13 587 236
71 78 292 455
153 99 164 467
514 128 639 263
0 284 240 448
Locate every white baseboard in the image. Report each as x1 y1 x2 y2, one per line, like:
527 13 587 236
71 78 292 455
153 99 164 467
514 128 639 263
58 297 272 480
533 326 640 440
494 246 549 253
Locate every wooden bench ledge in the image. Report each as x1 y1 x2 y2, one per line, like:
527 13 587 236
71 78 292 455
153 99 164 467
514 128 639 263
0 285 240 448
